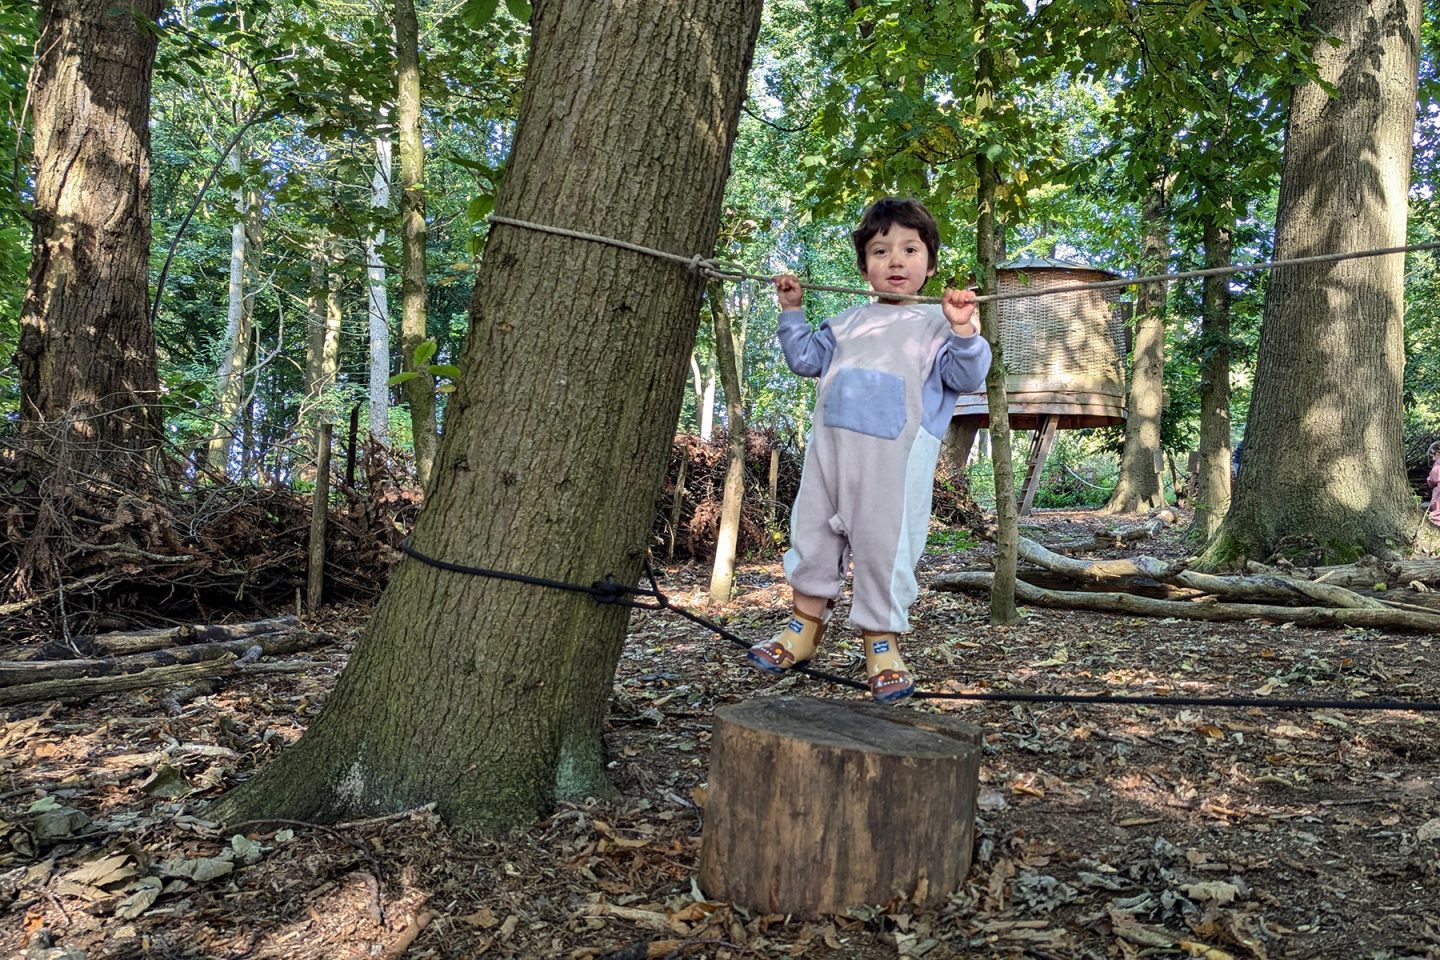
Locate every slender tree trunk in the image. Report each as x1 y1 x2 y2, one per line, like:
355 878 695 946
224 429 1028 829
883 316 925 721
367 125 392 445
1192 200 1233 542
1204 0 1421 566
212 0 764 830
208 172 260 474
303 235 329 401
708 282 746 605
395 0 437 489
1103 181 1170 514
698 352 717 441
17 0 165 458
974 0 1019 625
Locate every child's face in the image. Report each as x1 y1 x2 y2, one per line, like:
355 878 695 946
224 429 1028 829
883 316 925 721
860 225 935 299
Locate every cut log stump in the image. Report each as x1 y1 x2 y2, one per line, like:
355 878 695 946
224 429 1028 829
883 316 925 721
698 696 980 918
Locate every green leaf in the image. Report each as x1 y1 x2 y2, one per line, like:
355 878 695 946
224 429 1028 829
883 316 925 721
505 0 532 21
466 194 495 223
413 338 438 366
437 383 458 394
428 364 461 379
388 371 419 386
461 0 499 28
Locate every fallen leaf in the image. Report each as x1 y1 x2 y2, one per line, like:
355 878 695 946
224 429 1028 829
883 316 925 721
1180 881 1240 905
462 906 500 928
64 853 137 889
115 877 163 920
1416 818 1440 843
159 855 234 883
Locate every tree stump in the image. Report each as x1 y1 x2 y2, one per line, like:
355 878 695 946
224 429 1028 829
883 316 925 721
698 696 980 917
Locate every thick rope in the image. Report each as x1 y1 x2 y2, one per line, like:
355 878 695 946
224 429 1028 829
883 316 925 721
399 538 1440 713
488 214 1440 306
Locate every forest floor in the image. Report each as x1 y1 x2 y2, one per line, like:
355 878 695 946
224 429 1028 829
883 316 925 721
2 508 1439 960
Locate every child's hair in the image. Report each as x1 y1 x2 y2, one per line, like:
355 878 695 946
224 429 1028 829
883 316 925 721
1430 441 1440 458
851 197 940 272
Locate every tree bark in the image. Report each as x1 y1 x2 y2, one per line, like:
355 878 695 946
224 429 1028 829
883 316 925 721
707 282 746 605
17 0 165 457
367 126 393 445
395 0 438 489
212 0 764 830
0 631 321 686
1104 180 1169 513
1203 0 1421 566
1192 199 1233 542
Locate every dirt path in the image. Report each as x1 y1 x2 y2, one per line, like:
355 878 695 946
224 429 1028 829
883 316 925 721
2 510 1438 959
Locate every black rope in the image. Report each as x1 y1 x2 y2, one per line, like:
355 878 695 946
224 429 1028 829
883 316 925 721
398 538 1440 713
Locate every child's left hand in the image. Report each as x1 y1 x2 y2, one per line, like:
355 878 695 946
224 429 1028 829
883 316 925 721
942 288 979 337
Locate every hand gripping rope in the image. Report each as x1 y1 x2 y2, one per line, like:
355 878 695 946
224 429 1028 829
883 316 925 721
399 539 1440 714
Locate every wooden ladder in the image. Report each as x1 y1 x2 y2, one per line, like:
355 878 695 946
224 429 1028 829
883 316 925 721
1018 415 1058 516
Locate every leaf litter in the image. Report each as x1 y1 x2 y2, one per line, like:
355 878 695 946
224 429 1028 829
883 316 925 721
0 509 1438 958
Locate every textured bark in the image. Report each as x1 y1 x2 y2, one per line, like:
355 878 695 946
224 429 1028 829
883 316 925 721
1204 0 1421 566
1192 202 1233 542
367 127 393 444
395 0 438 488
707 283 746 605
1104 182 1169 513
17 0 165 455
974 9 1019 625
213 0 764 830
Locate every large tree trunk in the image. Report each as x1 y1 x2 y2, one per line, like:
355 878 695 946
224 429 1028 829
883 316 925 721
1203 0 1421 566
16 0 165 457
213 0 764 830
367 126 392 445
707 282 746 605
1192 200 1233 542
974 2 1019 626
1103 181 1169 513
395 0 438 489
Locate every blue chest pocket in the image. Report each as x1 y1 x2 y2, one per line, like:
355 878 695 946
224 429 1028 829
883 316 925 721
821 367 907 439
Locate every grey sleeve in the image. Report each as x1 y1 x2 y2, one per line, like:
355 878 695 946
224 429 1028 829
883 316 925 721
936 334 992 392
777 309 836 378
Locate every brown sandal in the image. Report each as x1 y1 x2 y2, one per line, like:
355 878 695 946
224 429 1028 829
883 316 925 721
868 668 915 703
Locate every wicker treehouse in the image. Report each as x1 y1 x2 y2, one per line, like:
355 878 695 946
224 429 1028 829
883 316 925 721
951 256 1129 514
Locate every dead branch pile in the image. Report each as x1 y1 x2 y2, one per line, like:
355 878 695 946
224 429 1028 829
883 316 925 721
656 431 983 562
1 436 418 642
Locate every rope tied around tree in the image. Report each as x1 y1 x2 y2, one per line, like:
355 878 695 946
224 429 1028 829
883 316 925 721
487 214 1440 305
398 538 1440 714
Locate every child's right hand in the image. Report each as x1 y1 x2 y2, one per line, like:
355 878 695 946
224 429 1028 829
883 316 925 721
774 274 803 310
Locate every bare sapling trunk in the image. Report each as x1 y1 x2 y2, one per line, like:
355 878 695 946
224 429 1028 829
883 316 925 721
708 282 746 605
212 0 764 830
973 6 1019 625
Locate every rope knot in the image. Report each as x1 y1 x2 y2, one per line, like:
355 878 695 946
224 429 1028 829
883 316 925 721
590 575 629 605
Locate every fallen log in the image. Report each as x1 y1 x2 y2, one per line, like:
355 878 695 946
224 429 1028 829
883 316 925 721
1247 558 1440 592
1016 537 1387 610
0 631 325 686
0 655 320 708
1094 509 1177 547
44 615 303 658
931 571 1440 632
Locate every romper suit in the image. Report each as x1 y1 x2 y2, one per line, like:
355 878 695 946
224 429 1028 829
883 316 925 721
779 302 991 633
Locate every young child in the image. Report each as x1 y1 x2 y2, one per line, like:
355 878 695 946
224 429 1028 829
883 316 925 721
1428 442 1440 528
748 197 992 703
